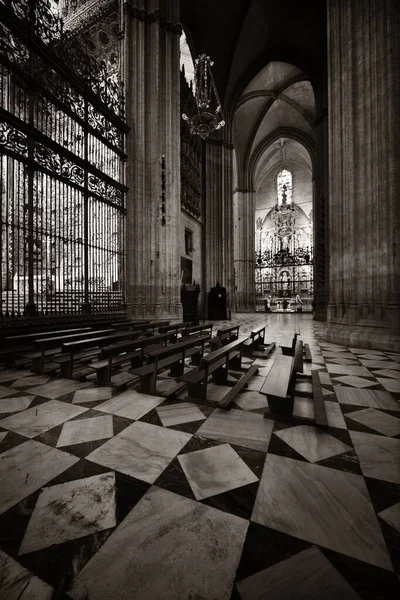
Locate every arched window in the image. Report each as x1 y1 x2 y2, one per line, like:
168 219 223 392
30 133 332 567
277 169 292 205
180 31 195 92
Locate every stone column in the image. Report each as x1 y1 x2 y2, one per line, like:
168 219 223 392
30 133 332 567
123 0 182 320
233 189 256 312
325 0 400 351
313 78 329 322
204 137 235 317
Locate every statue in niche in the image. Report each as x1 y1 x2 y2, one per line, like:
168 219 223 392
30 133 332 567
281 184 288 205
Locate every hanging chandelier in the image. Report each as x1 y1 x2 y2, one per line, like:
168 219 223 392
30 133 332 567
182 54 225 140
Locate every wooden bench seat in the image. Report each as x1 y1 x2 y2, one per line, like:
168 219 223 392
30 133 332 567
158 321 193 338
27 329 115 373
130 320 171 335
179 336 249 406
260 354 295 416
280 330 300 356
181 323 214 338
110 320 150 331
304 343 312 362
209 324 240 351
88 332 175 385
243 325 266 357
131 334 210 395
55 330 146 378
260 337 328 427
5 327 92 366
311 370 328 428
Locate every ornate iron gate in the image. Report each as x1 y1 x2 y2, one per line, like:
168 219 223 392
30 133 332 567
0 0 128 318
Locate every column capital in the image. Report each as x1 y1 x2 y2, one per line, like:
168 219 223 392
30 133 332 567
124 1 182 34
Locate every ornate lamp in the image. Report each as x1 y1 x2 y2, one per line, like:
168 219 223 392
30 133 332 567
182 54 225 140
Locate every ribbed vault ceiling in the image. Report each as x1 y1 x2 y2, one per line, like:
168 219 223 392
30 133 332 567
233 61 315 185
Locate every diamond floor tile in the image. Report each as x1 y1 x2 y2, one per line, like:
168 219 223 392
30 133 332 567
346 408 400 437
237 546 361 600
274 425 351 462
0 395 34 414
378 503 400 533
0 400 87 438
252 454 393 571
196 408 274 452
70 487 248 600
156 402 206 426
57 415 114 447
349 431 400 484
19 473 116 554
87 421 191 483
178 443 258 500
334 386 400 410
333 376 378 388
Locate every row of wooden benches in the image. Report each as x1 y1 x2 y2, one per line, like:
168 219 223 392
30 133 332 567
4 316 323 425
19 322 213 384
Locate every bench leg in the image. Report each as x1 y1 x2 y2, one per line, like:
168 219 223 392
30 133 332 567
229 353 242 371
31 356 44 374
190 349 202 366
138 372 157 394
96 367 111 385
212 365 228 384
265 395 294 418
129 356 143 369
169 360 184 377
59 360 72 378
242 344 253 358
187 380 207 400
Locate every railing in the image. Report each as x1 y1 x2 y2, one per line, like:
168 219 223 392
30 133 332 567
0 0 128 317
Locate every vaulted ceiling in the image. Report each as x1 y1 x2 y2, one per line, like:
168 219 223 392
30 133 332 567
234 61 315 185
180 0 327 112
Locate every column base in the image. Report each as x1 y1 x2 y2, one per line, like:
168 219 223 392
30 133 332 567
323 323 400 352
314 310 326 322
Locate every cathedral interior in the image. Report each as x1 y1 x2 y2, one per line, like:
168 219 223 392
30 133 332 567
0 0 399 598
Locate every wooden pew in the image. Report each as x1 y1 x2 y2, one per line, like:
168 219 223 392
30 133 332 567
28 329 115 373
158 321 194 339
181 323 214 339
209 324 240 351
5 327 92 366
179 336 258 408
55 330 144 378
260 337 328 427
311 370 328 428
304 343 312 362
110 320 150 331
279 329 300 356
260 354 296 417
131 334 210 396
130 320 171 335
88 332 175 385
243 325 266 357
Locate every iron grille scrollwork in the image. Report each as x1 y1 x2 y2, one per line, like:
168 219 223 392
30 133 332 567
0 0 128 317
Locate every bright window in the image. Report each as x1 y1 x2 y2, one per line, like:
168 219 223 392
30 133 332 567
277 169 292 205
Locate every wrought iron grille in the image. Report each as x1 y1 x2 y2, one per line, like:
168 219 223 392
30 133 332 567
255 248 314 311
0 0 128 317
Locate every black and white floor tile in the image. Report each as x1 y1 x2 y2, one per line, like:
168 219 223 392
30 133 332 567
0 313 400 599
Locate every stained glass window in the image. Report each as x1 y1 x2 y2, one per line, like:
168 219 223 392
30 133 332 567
180 32 195 91
277 169 292 205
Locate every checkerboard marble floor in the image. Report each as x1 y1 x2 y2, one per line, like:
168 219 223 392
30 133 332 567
0 313 399 599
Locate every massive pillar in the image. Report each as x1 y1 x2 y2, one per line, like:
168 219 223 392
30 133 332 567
204 137 235 317
325 0 400 350
233 189 256 312
123 0 182 319
313 79 329 322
